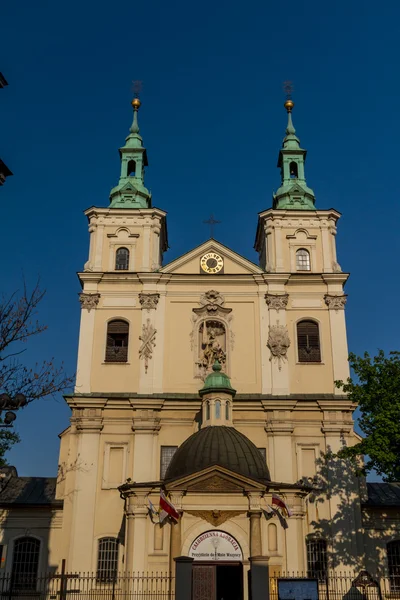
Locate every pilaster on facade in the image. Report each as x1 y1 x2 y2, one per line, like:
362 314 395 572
139 293 160 311
72 407 104 433
265 418 294 436
265 293 289 312
132 409 161 434
79 293 101 312
246 492 263 512
324 294 348 311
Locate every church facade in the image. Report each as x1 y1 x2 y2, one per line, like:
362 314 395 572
0 96 399 598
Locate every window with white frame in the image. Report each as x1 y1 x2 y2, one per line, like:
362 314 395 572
296 248 311 271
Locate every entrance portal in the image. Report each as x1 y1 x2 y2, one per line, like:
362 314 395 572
192 563 243 600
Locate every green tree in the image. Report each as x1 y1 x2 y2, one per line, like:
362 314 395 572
0 281 74 465
336 350 400 482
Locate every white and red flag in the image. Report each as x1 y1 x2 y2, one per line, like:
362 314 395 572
272 493 293 517
159 490 180 522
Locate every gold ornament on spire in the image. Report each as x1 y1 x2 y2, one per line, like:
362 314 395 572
283 80 294 112
131 80 143 110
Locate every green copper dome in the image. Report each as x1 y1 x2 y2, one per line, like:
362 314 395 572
199 361 236 397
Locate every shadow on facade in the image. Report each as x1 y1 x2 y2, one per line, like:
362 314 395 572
307 449 393 575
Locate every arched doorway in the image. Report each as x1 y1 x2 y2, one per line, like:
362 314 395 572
189 530 244 600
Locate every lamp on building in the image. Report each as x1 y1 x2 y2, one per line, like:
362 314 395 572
0 393 27 427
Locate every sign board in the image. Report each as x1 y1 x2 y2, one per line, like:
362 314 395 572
278 578 319 600
189 530 243 561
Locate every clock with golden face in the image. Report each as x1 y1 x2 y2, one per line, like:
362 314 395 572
200 252 224 274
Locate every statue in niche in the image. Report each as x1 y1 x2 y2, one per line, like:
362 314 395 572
198 321 226 372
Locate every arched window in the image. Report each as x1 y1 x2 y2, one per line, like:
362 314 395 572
115 247 129 270
97 537 119 582
387 541 400 589
11 537 40 590
127 160 136 176
289 161 298 179
297 320 321 363
225 401 230 420
215 400 221 419
296 248 311 271
106 320 129 363
206 401 210 420
306 538 327 580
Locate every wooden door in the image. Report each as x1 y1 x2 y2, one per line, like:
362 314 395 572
192 565 216 600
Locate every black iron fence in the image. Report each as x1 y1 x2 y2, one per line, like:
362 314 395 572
0 572 174 600
269 572 400 600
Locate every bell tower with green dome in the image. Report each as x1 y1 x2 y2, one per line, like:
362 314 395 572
109 98 152 209
273 99 316 210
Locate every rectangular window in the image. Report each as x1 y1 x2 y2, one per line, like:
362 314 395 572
160 446 178 479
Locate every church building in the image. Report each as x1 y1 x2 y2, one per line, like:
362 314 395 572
0 95 399 600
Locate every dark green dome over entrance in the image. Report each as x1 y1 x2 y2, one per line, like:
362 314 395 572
164 426 270 482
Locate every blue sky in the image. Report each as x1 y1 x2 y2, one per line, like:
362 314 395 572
1 0 399 477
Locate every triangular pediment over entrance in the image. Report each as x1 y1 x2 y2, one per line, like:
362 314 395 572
160 240 263 275
165 465 267 493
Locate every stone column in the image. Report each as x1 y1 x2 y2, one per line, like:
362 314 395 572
258 284 271 395
169 519 182 572
249 512 262 557
169 492 184 573
122 489 152 574
124 497 136 575
325 294 349 394
132 409 161 482
138 292 160 394
94 223 104 270
265 291 290 396
76 293 100 393
247 492 263 557
68 409 103 571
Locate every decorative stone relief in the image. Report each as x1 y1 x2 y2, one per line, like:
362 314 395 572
79 293 100 312
324 294 347 312
267 321 290 370
139 293 160 312
139 319 157 373
191 291 234 380
198 290 225 312
265 293 289 312
186 510 246 527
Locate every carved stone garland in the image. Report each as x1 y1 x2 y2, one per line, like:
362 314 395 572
267 321 290 371
265 293 289 312
324 294 347 312
139 293 160 312
79 293 100 312
139 319 157 373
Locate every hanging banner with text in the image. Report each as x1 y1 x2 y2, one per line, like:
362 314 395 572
188 530 243 561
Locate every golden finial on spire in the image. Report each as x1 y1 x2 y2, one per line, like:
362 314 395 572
131 80 142 110
283 80 294 113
